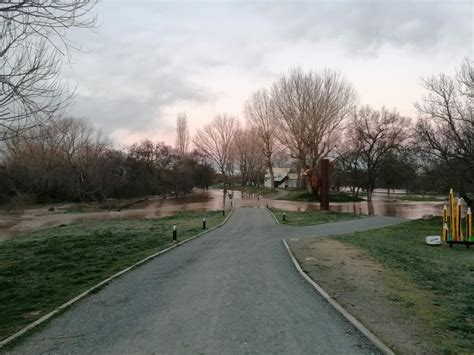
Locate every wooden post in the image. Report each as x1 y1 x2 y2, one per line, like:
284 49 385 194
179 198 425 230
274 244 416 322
320 158 330 211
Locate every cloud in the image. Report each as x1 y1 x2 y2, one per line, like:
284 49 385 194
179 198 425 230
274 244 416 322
258 1 471 55
61 0 472 146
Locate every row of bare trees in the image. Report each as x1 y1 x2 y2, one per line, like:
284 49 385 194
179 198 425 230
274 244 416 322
334 58 472 205
0 116 214 204
192 68 357 194
1 52 471 206
243 69 357 193
192 59 472 205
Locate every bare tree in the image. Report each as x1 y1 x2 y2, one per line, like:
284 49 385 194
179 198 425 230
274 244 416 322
1 116 219 203
4 116 109 201
0 1 98 141
271 68 356 192
129 140 173 196
347 106 411 201
245 89 279 190
415 58 473 206
335 142 365 198
175 112 189 156
234 127 264 187
193 114 239 192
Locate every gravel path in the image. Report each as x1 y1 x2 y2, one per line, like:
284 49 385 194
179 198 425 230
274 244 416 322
9 208 405 354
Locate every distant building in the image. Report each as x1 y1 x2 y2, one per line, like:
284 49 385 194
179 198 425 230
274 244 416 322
264 168 299 188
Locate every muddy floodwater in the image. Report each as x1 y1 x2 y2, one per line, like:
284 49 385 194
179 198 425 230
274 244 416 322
0 189 448 241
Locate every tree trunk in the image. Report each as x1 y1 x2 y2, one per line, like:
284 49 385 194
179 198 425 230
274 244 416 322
297 160 305 189
222 165 229 195
367 184 374 202
268 165 275 191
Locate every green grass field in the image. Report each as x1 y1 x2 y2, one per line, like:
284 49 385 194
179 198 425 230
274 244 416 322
396 194 447 202
269 207 361 226
0 211 225 341
335 219 473 353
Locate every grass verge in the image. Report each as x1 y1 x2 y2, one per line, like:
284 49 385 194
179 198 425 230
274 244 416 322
396 194 447 202
0 210 225 341
334 218 473 353
233 186 275 196
269 207 361 226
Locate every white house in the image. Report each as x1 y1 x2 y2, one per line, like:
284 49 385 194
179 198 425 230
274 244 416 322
264 168 299 188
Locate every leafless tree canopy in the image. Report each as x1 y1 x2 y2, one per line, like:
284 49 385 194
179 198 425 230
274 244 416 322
0 0 98 141
245 89 279 190
345 106 411 201
234 127 264 187
271 68 357 171
4 117 109 201
175 112 189 156
0 117 215 203
415 57 473 205
193 114 239 191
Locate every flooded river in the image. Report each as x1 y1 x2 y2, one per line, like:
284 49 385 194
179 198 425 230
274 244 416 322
236 189 447 219
0 189 448 240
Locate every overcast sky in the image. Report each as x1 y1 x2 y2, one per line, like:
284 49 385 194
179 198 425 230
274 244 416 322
63 0 473 147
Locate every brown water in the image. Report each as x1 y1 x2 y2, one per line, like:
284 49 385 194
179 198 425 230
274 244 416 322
0 189 448 241
235 190 448 219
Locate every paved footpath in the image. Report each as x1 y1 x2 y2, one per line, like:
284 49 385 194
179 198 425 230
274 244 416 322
9 208 405 355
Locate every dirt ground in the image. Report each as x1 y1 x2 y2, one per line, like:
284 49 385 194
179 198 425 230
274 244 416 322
288 237 438 355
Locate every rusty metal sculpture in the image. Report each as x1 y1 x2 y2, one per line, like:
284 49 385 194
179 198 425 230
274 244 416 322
303 158 330 210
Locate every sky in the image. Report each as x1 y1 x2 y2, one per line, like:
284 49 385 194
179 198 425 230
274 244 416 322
62 0 473 148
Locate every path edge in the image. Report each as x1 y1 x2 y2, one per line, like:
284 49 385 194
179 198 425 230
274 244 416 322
282 238 395 355
266 207 280 225
0 208 235 349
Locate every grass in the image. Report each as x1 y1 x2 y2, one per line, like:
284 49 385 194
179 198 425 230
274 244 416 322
334 218 473 353
396 194 447 202
211 184 275 197
277 191 364 203
0 210 225 342
269 207 361 226
233 186 275 196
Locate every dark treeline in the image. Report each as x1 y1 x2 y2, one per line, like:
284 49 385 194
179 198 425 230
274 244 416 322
0 117 213 205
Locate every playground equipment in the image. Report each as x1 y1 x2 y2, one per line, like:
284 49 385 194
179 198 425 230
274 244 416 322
442 189 473 248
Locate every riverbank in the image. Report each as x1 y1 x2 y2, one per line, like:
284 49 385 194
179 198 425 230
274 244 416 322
216 184 364 202
288 218 473 353
0 211 225 342
396 194 447 202
276 190 364 203
269 207 361 226
0 191 223 241
1 188 453 240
